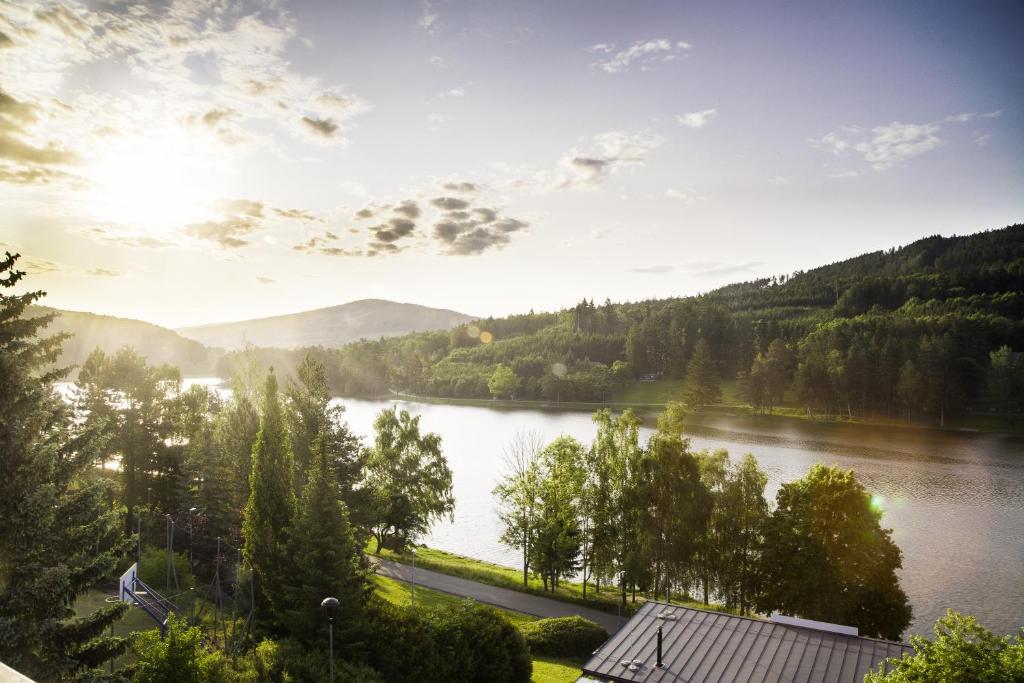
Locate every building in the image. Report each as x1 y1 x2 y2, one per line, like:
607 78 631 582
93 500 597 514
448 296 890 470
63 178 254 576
576 602 913 683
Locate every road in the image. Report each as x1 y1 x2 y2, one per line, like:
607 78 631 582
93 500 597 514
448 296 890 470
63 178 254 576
373 558 627 634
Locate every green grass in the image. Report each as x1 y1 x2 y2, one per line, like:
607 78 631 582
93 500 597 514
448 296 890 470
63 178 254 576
73 588 161 637
530 656 585 683
613 378 686 404
369 543 733 619
369 574 537 626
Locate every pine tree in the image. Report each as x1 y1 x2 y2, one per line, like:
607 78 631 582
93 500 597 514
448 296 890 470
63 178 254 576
282 431 369 646
0 252 132 679
242 369 296 625
683 339 721 409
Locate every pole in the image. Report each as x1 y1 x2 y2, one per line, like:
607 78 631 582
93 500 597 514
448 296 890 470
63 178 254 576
328 617 334 682
411 549 416 608
656 626 663 668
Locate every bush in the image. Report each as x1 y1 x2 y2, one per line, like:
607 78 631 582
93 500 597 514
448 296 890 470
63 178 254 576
138 547 195 591
130 614 229 683
251 638 381 683
518 616 608 658
364 600 531 683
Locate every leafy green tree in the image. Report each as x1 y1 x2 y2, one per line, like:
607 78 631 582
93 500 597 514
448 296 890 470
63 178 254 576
897 360 924 423
488 364 521 399
864 611 1024 683
210 379 260 543
745 354 770 414
0 252 132 679
987 345 1023 417
716 454 769 615
243 369 296 624
758 464 912 639
691 448 730 605
282 431 369 645
493 431 544 587
530 436 585 591
365 407 454 552
683 339 721 409
76 346 182 527
130 614 232 683
644 432 711 601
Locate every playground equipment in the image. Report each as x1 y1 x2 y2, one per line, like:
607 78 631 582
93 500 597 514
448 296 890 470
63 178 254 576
118 563 177 636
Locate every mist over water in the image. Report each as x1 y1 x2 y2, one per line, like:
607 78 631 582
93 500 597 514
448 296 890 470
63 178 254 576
337 398 1024 639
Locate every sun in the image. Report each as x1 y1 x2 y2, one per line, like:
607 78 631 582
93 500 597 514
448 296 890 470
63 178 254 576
85 129 224 236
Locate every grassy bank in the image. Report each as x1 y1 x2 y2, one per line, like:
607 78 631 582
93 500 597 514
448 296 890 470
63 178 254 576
369 543 731 619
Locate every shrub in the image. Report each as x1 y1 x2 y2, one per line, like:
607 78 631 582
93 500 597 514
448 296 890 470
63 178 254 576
518 616 608 658
364 600 531 683
138 547 195 591
130 614 229 683
251 638 381 683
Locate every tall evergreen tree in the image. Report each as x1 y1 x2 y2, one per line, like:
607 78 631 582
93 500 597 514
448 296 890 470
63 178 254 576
683 339 721 409
0 252 132 679
282 431 369 646
242 369 296 625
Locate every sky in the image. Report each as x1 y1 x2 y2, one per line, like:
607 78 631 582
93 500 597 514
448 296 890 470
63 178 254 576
1 0 1022 328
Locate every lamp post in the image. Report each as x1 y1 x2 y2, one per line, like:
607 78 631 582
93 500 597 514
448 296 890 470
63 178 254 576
321 596 339 682
188 507 197 573
410 547 417 609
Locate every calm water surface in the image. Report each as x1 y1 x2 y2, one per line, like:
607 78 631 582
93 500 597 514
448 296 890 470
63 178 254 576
336 398 1024 638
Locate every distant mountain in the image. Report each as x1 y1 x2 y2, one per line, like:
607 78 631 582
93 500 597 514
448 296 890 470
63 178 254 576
28 306 218 376
176 299 475 350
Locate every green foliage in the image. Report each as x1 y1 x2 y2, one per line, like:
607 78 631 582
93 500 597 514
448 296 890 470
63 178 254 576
365 407 454 552
683 339 721 408
242 370 296 624
281 431 369 646
518 616 608 658
864 611 1024 683
130 614 230 683
364 601 531 683
489 363 522 398
758 464 912 640
138 548 195 591
493 432 544 587
251 638 381 683
0 252 132 679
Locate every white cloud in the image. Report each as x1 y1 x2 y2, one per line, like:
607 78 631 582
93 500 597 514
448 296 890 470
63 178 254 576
676 109 717 129
418 1 439 33
944 110 1002 123
769 176 790 186
665 187 702 204
811 122 940 171
591 39 692 74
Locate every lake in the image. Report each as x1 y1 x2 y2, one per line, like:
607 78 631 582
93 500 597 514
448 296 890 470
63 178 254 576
336 397 1024 638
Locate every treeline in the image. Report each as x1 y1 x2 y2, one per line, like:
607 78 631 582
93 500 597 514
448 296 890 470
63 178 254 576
493 404 912 640
1 253 535 682
250 224 1024 427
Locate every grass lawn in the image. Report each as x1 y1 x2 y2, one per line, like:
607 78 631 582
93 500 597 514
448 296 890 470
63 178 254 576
369 573 537 627
369 543 733 619
73 587 160 638
531 656 586 683
613 378 685 404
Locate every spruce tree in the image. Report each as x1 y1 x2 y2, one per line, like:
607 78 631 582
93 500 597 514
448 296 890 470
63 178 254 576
683 339 721 409
242 369 296 626
0 252 132 679
282 431 369 646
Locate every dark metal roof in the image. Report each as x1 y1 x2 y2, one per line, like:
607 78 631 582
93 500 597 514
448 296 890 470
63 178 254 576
580 601 913 683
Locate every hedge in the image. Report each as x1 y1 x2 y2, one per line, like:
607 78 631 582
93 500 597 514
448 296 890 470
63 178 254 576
518 616 609 658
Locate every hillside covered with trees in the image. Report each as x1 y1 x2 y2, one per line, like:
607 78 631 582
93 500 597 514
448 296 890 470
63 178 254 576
236 224 1024 428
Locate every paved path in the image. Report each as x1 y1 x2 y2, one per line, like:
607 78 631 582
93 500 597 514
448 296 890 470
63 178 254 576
373 558 627 633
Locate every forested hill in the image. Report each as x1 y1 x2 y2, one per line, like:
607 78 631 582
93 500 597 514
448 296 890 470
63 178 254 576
177 299 474 350
250 224 1024 425
28 306 219 376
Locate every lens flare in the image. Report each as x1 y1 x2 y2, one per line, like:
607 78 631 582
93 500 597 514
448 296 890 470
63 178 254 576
479 331 493 343
551 362 567 377
466 325 480 338
870 494 885 511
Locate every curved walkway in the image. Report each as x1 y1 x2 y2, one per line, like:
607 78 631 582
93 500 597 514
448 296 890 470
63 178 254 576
372 558 626 633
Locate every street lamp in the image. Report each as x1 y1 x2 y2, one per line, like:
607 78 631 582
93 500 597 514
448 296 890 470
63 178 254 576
321 596 339 682
410 547 417 609
188 507 197 573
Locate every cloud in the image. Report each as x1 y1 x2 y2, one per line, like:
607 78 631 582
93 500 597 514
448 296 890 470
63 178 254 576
537 131 664 190
944 110 1002 123
80 226 173 249
217 198 264 218
185 217 260 248
665 187 702 204
273 207 322 222
768 176 790 186
427 55 447 68
811 121 941 171
591 39 692 74
394 200 421 219
256 276 274 284
442 181 478 194
626 260 764 276
676 109 717 129
430 196 471 211
371 217 416 243
355 207 375 219
0 164 77 186
418 1 439 33
199 109 236 127
87 267 121 277
301 116 339 139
